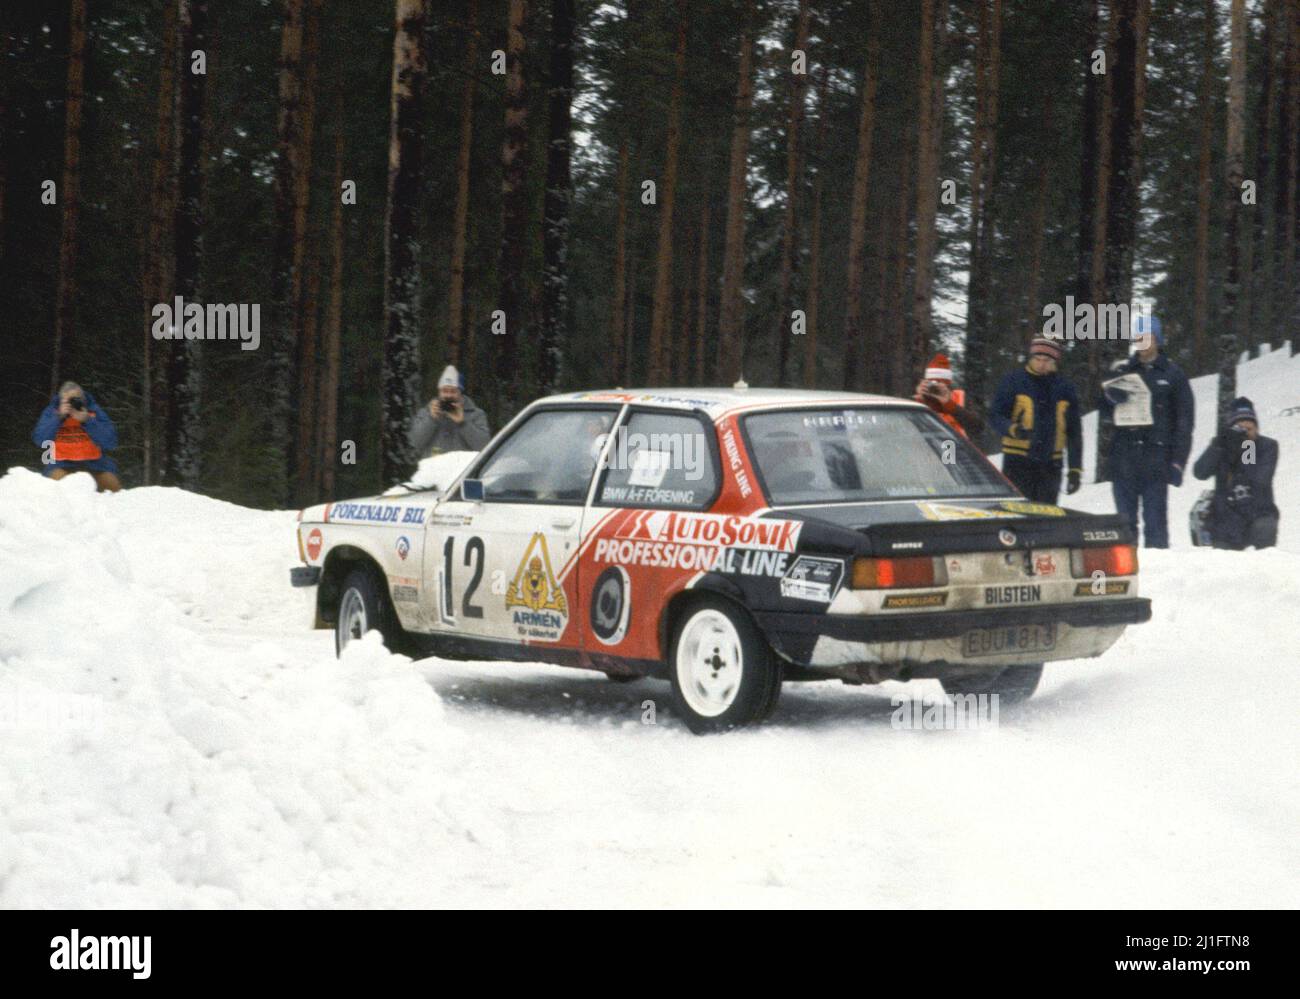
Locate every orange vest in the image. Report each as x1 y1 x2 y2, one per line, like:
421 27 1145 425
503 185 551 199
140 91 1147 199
53 416 102 462
934 388 969 438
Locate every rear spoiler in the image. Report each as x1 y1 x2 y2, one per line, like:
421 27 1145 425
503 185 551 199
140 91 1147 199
859 512 1136 557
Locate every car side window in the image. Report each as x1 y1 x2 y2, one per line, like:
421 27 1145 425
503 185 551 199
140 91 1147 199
597 411 718 509
476 408 616 504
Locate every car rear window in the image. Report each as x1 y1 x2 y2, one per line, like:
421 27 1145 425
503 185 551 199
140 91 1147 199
744 407 1014 505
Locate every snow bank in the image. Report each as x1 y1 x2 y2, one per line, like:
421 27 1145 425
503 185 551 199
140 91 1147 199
0 469 472 907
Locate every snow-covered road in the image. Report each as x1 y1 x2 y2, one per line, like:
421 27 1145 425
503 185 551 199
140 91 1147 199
2 348 1297 908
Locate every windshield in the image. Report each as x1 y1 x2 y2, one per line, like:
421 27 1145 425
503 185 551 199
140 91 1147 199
744 407 1015 505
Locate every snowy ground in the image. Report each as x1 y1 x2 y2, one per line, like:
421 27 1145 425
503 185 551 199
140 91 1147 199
2 348 1297 908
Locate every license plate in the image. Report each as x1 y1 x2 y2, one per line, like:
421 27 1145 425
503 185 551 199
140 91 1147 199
962 622 1057 658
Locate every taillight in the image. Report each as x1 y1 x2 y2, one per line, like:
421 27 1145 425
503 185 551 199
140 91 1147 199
1070 544 1137 578
850 556 948 589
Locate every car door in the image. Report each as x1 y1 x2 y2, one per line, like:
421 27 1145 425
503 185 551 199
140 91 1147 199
424 404 619 652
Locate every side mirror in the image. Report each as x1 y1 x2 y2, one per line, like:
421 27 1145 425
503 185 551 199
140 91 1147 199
460 478 484 502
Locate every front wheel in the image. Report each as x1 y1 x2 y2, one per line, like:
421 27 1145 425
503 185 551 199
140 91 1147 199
668 597 780 734
334 568 402 657
940 663 1043 705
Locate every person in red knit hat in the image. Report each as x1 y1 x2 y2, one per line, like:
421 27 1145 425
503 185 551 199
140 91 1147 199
914 353 983 440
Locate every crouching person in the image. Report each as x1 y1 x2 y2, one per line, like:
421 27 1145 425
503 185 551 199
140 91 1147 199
1192 397 1279 550
32 382 122 492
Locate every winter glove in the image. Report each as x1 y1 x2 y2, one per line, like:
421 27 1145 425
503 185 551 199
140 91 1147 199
1066 469 1082 495
1168 463 1184 487
1104 386 1130 405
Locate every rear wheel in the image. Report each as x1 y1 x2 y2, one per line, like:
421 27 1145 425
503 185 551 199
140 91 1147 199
334 568 402 657
668 597 780 734
940 663 1043 704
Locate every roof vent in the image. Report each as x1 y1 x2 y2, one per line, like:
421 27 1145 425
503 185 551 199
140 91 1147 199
733 379 749 391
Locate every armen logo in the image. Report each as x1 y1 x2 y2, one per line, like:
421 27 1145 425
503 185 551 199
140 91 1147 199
50 930 151 980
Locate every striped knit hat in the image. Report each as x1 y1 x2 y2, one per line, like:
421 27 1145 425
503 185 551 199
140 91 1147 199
924 353 953 382
1227 397 1258 428
1029 336 1063 362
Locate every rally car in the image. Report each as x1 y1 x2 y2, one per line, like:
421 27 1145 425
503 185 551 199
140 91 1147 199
291 388 1151 733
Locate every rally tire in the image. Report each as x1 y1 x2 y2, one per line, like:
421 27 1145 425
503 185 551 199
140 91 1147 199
940 663 1043 705
334 568 402 658
668 597 777 734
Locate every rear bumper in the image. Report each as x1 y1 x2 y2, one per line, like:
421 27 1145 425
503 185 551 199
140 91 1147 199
756 598 1150 677
755 597 1151 644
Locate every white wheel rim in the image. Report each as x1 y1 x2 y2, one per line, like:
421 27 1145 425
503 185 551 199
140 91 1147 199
338 587 368 649
676 610 743 718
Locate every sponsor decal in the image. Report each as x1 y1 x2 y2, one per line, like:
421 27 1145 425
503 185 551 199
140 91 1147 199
430 511 474 527
327 501 427 525
1075 580 1130 596
1033 552 1058 576
998 528 1018 547
505 533 569 641
590 566 631 645
396 535 411 560
719 426 753 498
948 558 962 573
882 592 948 609
600 485 699 506
1000 500 1066 517
891 540 925 550
593 511 802 570
393 584 419 603
780 555 845 603
917 501 1010 521
306 528 323 560
985 584 1041 605
1082 529 1120 542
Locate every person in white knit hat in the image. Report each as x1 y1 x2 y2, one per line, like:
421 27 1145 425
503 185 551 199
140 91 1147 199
410 364 491 458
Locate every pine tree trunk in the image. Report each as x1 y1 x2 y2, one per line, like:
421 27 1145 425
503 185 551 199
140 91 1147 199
317 95 345 498
496 0 530 417
381 0 430 484
842 18 879 393
1284 1 1299 354
1191 0 1216 372
694 199 711 384
909 0 948 377
647 0 687 385
166 0 207 489
50 0 87 392
1075 0 1102 307
802 69 828 389
610 140 629 384
1095 0 1147 483
716 0 755 384
774 0 810 387
1087 3 1117 401
964 0 1002 405
270 0 304 503
1024 97 1052 345
447 0 478 367
891 151 913 397
141 0 179 485
292 0 323 503
539 0 574 395
1219 0 1247 420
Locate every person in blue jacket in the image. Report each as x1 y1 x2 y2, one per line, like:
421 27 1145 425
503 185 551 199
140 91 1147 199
31 381 122 492
989 336 1083 504
1098 316 1193 548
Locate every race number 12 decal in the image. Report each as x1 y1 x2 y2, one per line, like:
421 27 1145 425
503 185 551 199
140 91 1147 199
443 535 485 620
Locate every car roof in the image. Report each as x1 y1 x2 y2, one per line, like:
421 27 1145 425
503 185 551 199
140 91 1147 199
543 387 921 420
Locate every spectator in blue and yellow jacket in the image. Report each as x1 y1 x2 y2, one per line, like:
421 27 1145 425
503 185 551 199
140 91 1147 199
989 336 1083 505
31 381 122 492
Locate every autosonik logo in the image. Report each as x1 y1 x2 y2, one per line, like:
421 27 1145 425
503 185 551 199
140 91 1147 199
50 929 151 980
590 565 630 645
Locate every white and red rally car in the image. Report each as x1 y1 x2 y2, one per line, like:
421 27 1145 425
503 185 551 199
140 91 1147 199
292 388 1150 733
